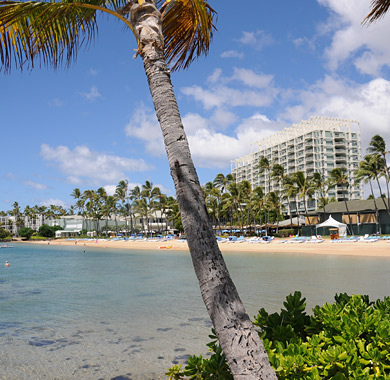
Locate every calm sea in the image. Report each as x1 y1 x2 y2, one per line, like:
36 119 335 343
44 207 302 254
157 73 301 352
1 243 389 380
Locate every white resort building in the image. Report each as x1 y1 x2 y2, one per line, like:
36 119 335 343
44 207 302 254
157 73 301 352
231 116 363 215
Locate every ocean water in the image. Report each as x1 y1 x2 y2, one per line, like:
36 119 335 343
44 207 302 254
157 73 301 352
1 243 389 380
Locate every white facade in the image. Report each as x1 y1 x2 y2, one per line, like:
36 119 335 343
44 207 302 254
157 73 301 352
231 116 363 214
0 215 45 235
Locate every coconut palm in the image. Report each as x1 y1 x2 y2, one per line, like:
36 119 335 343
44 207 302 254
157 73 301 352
0 1 276 377
355 155 381 233
292 171 315 235
364 154 390 217
257 157 271 194
271 164 294 226
311 172 329 223
328 167 353 234
265 191 282 232
364 0 390 23
367 135 390 209
251 186 265 234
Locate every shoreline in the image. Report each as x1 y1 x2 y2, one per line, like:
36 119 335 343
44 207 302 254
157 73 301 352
21 237 390 257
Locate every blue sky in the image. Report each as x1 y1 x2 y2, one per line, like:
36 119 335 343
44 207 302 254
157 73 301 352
1 0 390 212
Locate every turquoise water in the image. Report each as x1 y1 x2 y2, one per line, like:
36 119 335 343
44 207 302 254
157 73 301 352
1 243 389 379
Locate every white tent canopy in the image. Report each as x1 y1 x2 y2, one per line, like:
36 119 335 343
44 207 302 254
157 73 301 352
316 215 347 237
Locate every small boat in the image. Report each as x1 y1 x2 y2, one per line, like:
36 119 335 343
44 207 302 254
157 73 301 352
0 245 13 248
158 245 173 249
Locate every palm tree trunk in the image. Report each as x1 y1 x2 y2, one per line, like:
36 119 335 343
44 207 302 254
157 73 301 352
132 3 276 379
369 180 381 234
375 176 390 216
303 196 313 236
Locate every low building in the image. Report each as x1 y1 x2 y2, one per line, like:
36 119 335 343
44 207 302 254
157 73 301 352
306 198 390 235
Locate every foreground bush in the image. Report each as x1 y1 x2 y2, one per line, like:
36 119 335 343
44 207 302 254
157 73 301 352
166 292 390 379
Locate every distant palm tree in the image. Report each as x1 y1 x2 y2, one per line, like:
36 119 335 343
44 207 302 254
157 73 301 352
292 171 315 235
258 157 272 194
251 186 265 234
266 191 282 232
328 168 353 234
311 172 329 223
213 173 235 192
355 155 381 233
367 135 390 209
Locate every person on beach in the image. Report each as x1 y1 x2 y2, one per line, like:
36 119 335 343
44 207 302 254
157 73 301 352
5 261 10 267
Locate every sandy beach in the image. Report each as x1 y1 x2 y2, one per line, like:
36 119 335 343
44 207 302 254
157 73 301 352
24 237 390 257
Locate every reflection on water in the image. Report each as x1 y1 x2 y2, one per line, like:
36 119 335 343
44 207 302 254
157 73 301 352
0 243 389 379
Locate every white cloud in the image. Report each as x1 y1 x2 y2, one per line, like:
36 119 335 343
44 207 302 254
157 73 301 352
293 37 315 50
236 30 274 51
104 182 143 196
231 68 274 89
89 68 98 76
181 68 278 110
208 68 222 83
48 98 64 107
104 185 117 196
40 198 67 208
80 86 103 102
5 172 15 180
221 50 244 59
318 0 390 75
40 144 153 185
211 108 238 129
23 180 48 190
124 106 165 156
181 112 286 169
182 85 277 110
281 76 390 150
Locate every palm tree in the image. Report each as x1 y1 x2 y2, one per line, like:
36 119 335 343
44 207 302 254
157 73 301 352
355 155 381 233
0 2 276 377
364 1 390 23
311 172 329 223
257 157 271 194
266 192 282 232
328 167 353 234
271 164 294 227
251 186 265 235
367 135 390 209
213 173 235 193
364 154 390 217
292 171 315 235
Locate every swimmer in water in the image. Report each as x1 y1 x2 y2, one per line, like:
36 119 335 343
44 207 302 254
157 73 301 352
5 261 10 267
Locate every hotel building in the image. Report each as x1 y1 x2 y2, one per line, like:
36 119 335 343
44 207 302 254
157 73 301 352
231 116 363 215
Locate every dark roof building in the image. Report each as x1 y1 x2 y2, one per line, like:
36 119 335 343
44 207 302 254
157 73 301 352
307 198 390 235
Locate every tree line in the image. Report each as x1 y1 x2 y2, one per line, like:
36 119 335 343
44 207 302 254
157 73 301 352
1 135 388 238
202 134 390 236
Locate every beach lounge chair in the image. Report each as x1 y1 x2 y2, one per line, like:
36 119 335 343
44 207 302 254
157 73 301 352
306 236 324 243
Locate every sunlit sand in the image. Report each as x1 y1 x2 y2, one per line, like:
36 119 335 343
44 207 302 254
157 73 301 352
25 237 390 257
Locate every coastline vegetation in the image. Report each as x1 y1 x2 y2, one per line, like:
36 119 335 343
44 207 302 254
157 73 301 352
167 292 390 380
0 134 389 239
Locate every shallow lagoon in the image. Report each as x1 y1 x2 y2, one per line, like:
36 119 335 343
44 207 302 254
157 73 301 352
1 243 389 379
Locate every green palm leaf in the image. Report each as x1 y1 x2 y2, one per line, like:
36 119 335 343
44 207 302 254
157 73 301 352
161 0 216 71
0 0 130 72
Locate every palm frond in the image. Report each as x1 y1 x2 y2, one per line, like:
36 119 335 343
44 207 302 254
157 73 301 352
363 0 390 24
161 0 216 71
0 0 131 72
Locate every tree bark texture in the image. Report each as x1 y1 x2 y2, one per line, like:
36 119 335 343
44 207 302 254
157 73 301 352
130 2 277 379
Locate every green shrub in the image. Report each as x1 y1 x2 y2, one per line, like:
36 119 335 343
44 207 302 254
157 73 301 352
38 224 61 238
18 227 34 239
0 227 11 240
166 292 390 379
